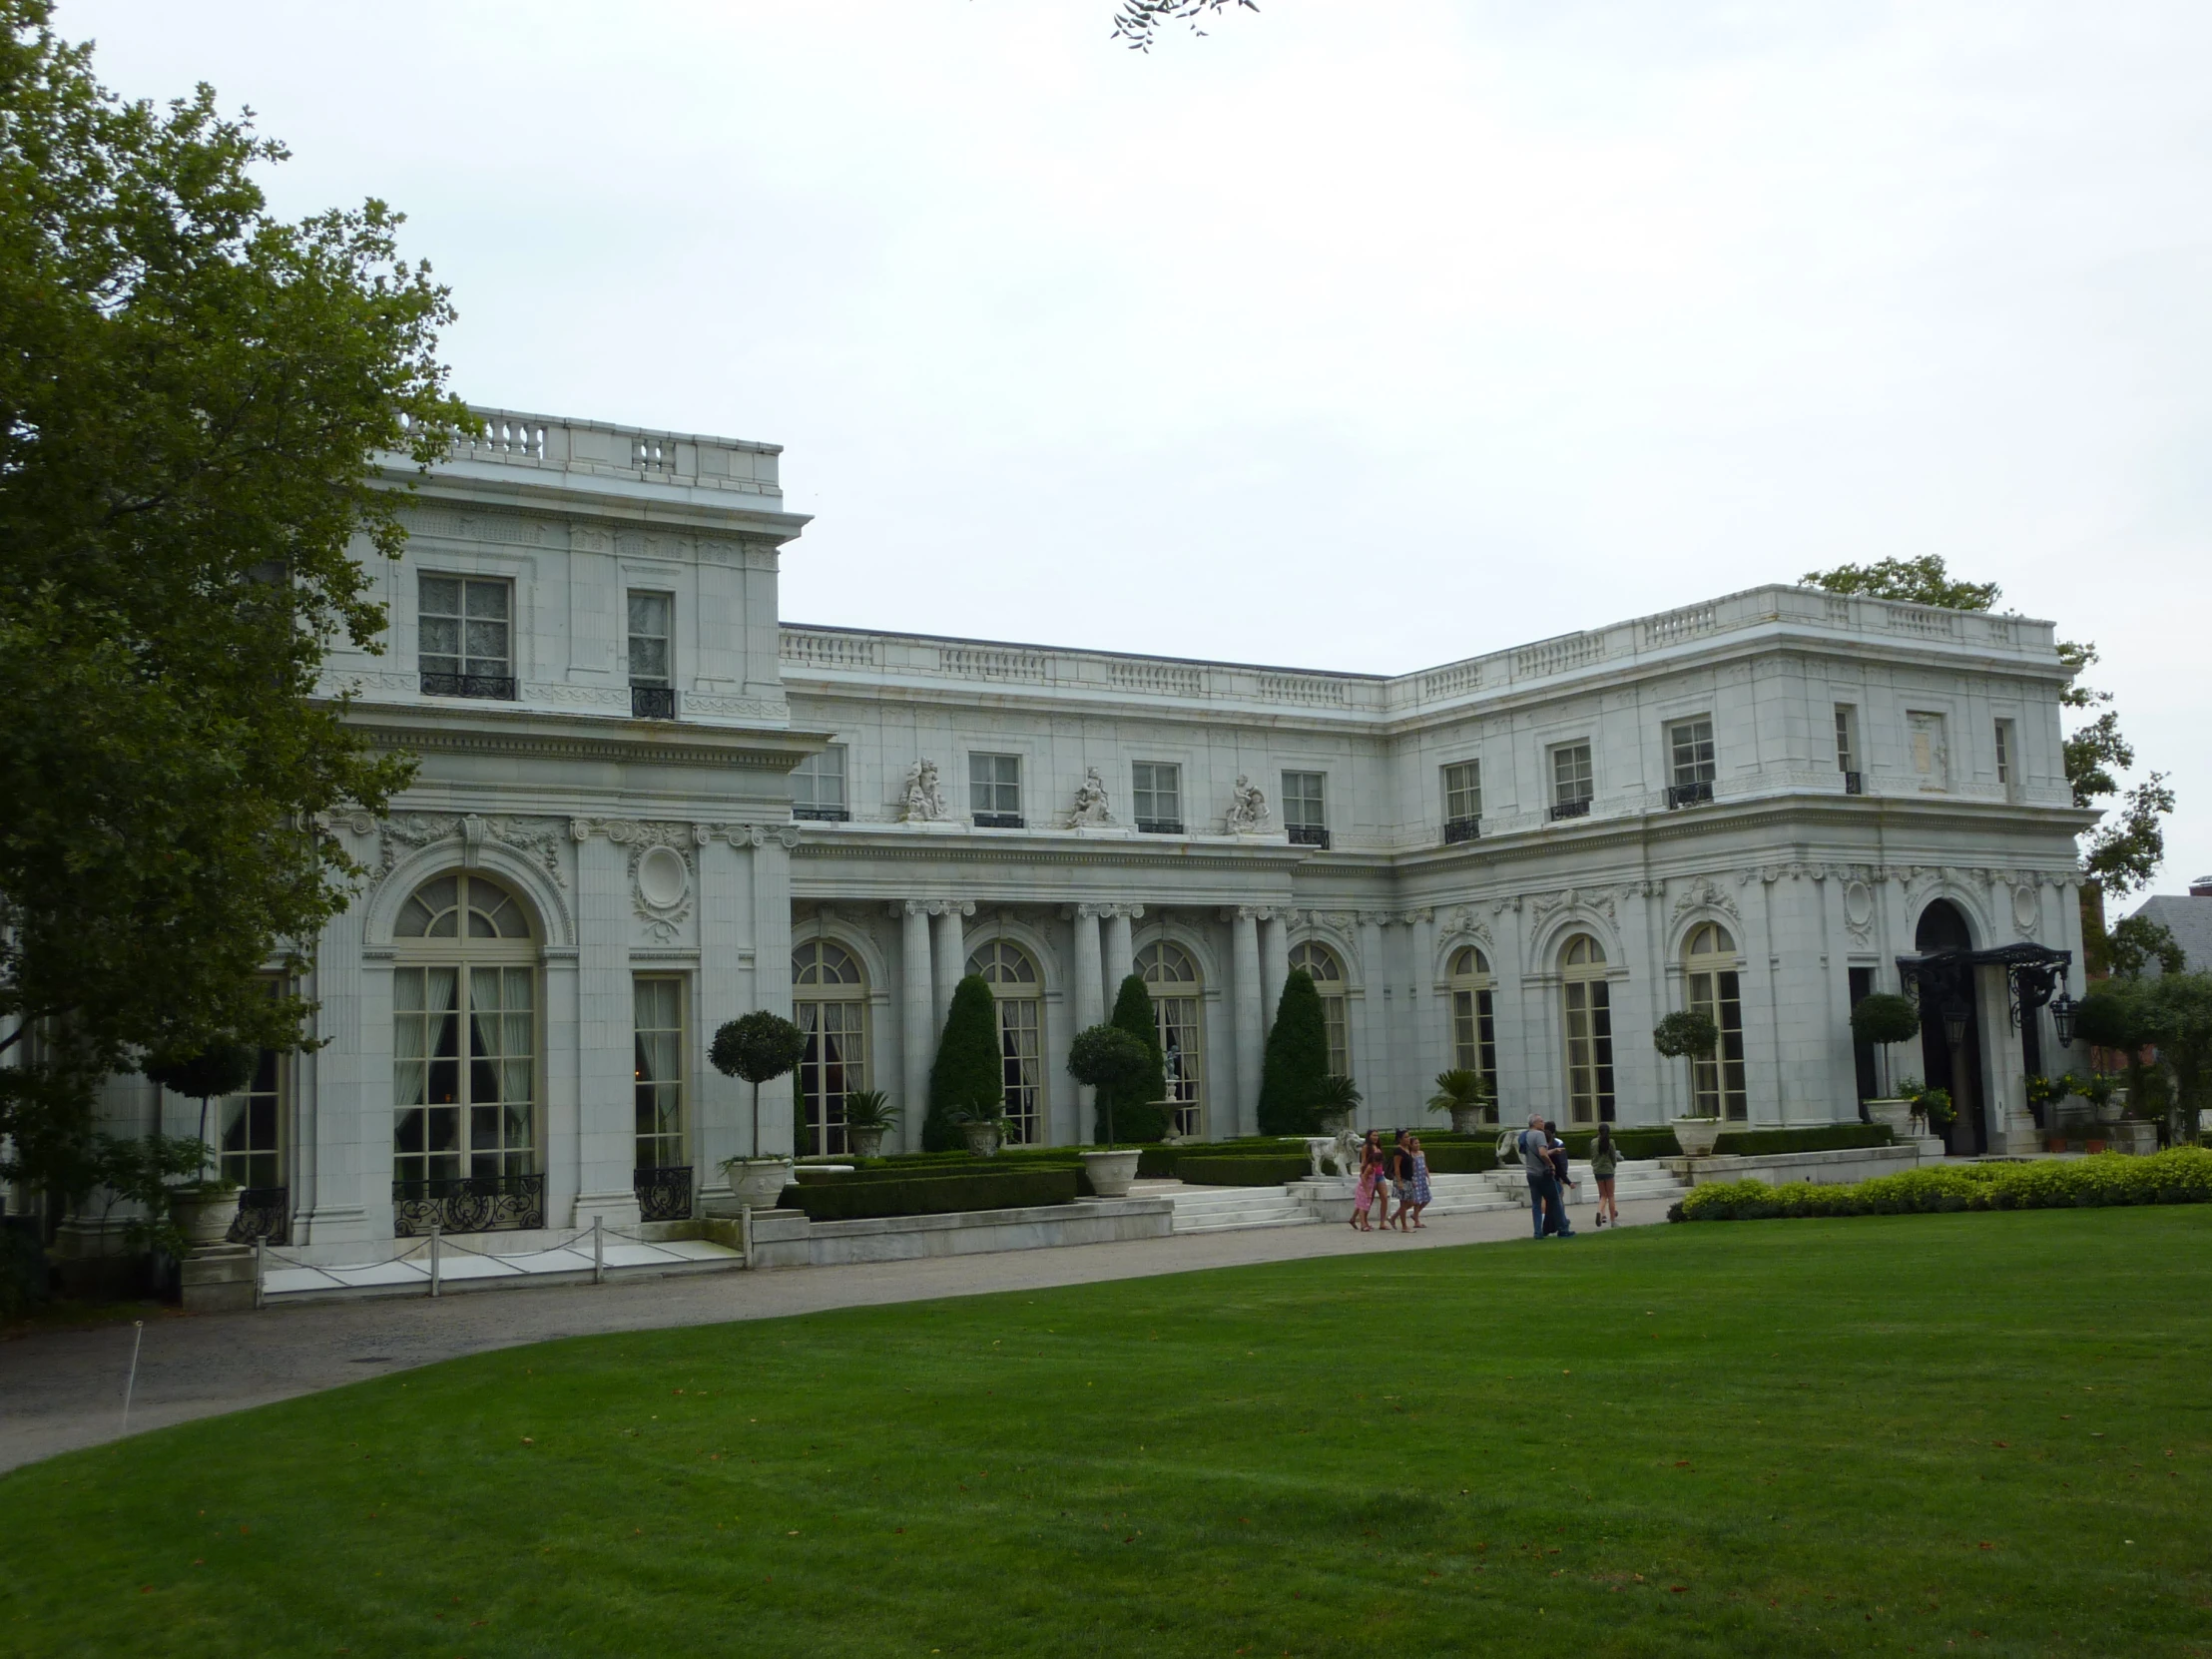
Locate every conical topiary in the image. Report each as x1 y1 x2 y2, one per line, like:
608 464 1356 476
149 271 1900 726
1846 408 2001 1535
924 974 1004 1150
1102 972 1169 1143
1257 968 1332 1135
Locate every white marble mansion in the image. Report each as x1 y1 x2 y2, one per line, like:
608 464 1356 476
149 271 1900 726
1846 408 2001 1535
91 408 2095 1257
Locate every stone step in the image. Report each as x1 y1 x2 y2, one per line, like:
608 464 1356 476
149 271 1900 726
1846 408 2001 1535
1168 1185 1317 1234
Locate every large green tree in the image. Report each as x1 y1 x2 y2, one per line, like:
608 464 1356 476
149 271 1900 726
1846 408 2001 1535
1256 968 1330 1135
924 975 1005 1151
1800 555 2173 958
0 1 467 1194
1103 973 1169 1143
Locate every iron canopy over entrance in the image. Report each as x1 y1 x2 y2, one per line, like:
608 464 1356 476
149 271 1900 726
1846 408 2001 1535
1893 941 2076 1042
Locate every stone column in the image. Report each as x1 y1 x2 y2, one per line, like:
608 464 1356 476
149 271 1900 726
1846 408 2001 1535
1103 905 1140 996
1407 908 1436 1111
931 900 972 1033
1260 909 1290 1031
1070 904 1105 1142
570 830 639 1228
1231 907 1264 1137
899 900 933 1152
1356 912 1388 1120
748 828 799 1157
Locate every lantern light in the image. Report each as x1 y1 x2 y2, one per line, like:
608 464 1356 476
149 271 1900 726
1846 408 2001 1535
2051 989 2077 1048
1942 1006 1969 1049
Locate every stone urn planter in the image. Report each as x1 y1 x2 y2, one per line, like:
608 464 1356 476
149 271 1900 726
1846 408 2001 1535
1317 1109 1355 1137
961 1122 1003 1159
1672 1117 1725 1158
1448 1107 1489 1137
1866 1098 1917 1140
721 1156 795 1208
169 1185 241 1252
1081 1149 1143 1198
844 1126 886 1160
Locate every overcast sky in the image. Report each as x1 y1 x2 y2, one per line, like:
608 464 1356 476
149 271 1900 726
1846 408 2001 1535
64 0 2212 896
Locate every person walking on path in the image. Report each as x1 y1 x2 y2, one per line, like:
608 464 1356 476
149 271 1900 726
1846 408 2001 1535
1517 1113 1572 1239
1544 1120 1574 1219
1589 1122 1622 1229
1388 1131 1416 1232
1350 1130 1384 1232
1405 1132 1432 1229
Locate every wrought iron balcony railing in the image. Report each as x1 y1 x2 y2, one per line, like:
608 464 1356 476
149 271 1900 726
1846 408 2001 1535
392 1173 546 1236
1442 816 1481 844
1548 798 1591 822
1665 779 1714 810
420 670 517 701
972 813 1025 830
227 1188 289 1246
1287 824 1331 848
633 1165 694 1223
1136 818 1185 835
630 684 677 719
793 805 850 822
1843 770 1864 795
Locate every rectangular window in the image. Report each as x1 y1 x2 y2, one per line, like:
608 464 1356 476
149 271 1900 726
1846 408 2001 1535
1835 704 1862 793
1686 968 1750 1121
1994 719 2015 795
1451 989 1497 1096
1666 717 1715 808
1132 762 1183 832
969 753 1023 827
1442 760 1481 842
217 1045 283 1195
418 574 514 699
1282 771 1328 847
1562 979 1615 1123
1549 742 1593 821
626 591 676 717
633 976 686 1174
792 745 848 822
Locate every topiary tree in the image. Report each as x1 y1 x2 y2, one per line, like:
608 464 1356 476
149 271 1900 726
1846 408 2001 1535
1257 967 1331 1136
1849 992 1923 1098
1105 973 1169 1143
1067 1025 1156 1147
1652 1009 1721 1061
710 1010 808 1158
143 1042 258 1184
925 974 1004 1151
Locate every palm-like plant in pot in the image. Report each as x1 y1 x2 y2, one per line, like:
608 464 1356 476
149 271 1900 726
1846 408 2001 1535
1312 1073 1362 1136
712 1010 809 1207
838 1089 899 1160
1425 1068 1492 1136
1652 1009 1725 1155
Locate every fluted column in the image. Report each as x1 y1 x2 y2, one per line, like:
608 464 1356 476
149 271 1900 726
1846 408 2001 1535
1357 911 1389 1121
931 899 972 1032
1070 904 1105 1141
1103 905 1141 995
898 900 933 1152
1231 906 1264 1136
1407 908 1436 1116
1260 909 1290 1032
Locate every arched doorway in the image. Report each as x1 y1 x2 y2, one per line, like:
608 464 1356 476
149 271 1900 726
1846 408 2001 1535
1914 900 1988 1156
1137 940 1206 1140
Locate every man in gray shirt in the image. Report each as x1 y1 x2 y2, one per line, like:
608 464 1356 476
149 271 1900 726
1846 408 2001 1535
1519 1112 1572 1239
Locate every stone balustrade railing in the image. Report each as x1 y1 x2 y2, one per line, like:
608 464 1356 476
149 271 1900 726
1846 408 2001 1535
396 406 784 498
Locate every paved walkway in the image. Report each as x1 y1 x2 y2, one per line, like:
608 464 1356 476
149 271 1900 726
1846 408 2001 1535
0 1195 1670 1473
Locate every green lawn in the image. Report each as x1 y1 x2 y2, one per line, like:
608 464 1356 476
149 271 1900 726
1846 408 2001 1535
4 1211 2209 1658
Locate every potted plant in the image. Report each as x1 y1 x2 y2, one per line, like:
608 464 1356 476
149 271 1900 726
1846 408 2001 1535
1897 1078 1954 1142
1067 1024 1159 1197
1426 1068 1492 1136
838 1089 899 1160
143 1043 259 1250
1312 1073 1363 1137
2024 1073 2073 1151
1850 993 1923 1134
950 1106 1009 1159
712 1010 809 1207
1652 1009 1724 1154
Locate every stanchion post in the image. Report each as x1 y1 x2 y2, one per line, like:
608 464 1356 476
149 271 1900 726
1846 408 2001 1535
593 1215 604 1285
429 1223 442 1299
740 1202 753 1270
254 1235 266 1311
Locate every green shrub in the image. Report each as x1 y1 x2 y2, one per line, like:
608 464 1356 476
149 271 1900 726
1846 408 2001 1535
1651 1009 1720 1060
1675 1146 2212 1223
1710 1124 1895 1157
924 975 1004 1152
1547 1127 1681 1161
1418 1142 1498 1174
0 1223 49 1322
777 1167 1081 1222
1850 993 1922 1049
1169 1155 1313 1188
1257 970 1332 1136
1105 975 1170 1144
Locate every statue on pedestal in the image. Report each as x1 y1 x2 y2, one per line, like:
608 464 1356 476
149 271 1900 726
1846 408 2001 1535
1072 767 1114 827
902 758 947 823
1226 774 1269 833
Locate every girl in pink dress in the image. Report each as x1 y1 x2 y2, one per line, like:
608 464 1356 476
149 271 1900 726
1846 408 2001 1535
1350 1130 1383 1231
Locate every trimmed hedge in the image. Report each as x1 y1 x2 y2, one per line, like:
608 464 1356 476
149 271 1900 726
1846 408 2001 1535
1674 1146 2212 1223
1710 1124 1894 1157
1555 1127 1681 1161
1170 1155 1314 1188
1420 1143 1499 1175
1137 1138 1311 1179
777 1167 1081 1222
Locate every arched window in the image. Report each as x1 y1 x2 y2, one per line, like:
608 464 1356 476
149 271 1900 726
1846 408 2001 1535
1559 933 1615 1125
392 872 538 1203
793 939 868 1157
1138 940 1206 1140
1289 940 1349 1078
1683 922 1749 1121
967 939 1046 1145
1447 945 1499 1110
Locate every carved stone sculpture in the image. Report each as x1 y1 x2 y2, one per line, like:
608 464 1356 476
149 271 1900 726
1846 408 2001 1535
1072 767 1114 827
1226 774 1268 833
902 758 947 823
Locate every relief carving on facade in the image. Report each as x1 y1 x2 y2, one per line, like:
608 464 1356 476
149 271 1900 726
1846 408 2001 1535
1225 775 1269 833
902 758 949 823
1071 767 1114 827
1529 886 1615 927
1670 878 1741 925
1843 880 1877 941
630 841 696 943
370 813 569 892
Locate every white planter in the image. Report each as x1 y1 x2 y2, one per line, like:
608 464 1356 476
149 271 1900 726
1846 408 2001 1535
961 1123 1002 1158
1081 1149 1143 1198
169 1187 240 1252
1317 1110 1355 1137
722 1157 794 1208
1672 1118 1725 1158
844 1126 886 1160
1866 1098 1917 1140
1448 1106 1489 1137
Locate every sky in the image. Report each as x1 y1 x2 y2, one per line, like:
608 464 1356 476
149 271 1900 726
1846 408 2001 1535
61 0 2212 896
